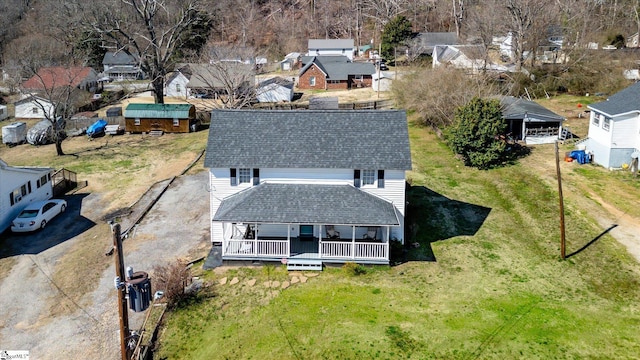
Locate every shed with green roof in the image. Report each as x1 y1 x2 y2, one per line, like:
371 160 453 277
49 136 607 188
124 103 196 133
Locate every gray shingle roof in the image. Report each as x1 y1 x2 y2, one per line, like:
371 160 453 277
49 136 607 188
102 51 139 66
204 109 411 170
299 57 375 80
213 183 399 225
300 55 350 66
588 82 640 116
501 96 564 122
308 39 354 50
414 32 458 55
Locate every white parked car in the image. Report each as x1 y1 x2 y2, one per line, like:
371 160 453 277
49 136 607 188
11 199 67 232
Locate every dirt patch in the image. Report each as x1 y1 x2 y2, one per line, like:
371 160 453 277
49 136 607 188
523 143 640 263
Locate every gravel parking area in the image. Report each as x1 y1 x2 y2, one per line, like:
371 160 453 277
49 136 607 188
0 171 210 359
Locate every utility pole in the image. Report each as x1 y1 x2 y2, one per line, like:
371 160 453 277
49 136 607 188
112 223 131 360
554 141 566 259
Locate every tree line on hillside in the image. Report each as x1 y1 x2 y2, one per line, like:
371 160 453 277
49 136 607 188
2 0 639 158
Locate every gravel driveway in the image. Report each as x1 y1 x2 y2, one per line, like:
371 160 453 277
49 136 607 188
0 171 210 359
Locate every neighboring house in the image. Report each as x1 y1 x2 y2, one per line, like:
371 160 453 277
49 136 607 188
183 63 255 98
300 55 350 68
493 32 515 60
102 51 144 81
256 77 294 103
0 104 7 121
585 82 640 168
204 109 411 266
22 66 99 93
124 103 196 134
280 52 301 71
164 68 190 98
13 95 54 119
298 56 375 90
500 96 565 145
433 45 513 74
308 39 355 60
411 32 458 56
0 158 54 233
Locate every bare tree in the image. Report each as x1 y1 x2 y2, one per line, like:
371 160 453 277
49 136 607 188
393 67 497 131
15 45 92 155
504 0 554 71
186 46 257 110
86 0 208 104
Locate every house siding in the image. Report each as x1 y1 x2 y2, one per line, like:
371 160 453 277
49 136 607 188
165 74 189 98
14 99 54 119
125 118 191 133
209 167 407 242
587 111 640 168
0 166 53 233
298 64 327 90
610 114 637 148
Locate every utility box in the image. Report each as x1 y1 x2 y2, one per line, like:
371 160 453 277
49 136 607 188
127 271 152 312
2 122 27 146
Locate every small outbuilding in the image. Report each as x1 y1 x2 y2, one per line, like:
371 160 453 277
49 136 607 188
500 96 565 144
124 103 196 134
2 122 27 146
0 104 8 121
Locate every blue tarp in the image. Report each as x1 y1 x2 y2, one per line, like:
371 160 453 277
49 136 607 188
87 119 107 138
570 150 590 164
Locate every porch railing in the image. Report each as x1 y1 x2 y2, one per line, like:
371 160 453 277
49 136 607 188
223 239 388 261
321 241 388 260
224 239 288 257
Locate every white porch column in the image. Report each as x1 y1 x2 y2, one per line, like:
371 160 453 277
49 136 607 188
352 226 356 259
319 225 323 259
287 225 291 256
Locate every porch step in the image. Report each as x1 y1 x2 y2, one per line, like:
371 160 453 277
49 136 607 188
148 130 164 137
286 259 323 271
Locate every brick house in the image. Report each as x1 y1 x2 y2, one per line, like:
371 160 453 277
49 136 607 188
298 56 375 91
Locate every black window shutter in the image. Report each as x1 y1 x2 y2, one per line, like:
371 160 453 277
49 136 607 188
10 193 14 206
377 170 385 188
253 168 260 185
230 168 237 186
37 179 41 188
354 170 361 188
28 181 32 193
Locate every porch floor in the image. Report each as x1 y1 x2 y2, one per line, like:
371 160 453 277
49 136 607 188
223 236 389 265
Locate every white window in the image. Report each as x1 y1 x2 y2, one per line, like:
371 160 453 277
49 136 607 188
603 117 611 131
176 83 181 92
135 118 141 125
362 170 375 186
32 107 38 114
310 76 316 86
173 118 179 127
592 113 600 127
238 168 251 184
0 108 4 114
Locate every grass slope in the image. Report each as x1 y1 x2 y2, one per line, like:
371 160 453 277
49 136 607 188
157 117 640 359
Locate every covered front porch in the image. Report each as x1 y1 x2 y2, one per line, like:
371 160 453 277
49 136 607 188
213 183 401 265
221 224 392 264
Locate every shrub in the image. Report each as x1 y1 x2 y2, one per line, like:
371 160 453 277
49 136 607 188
153 259 192 308
342 262 368 276
445 97 507 169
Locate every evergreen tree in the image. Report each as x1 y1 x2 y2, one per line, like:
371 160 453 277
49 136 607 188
381 15 413 60
446 98 507 169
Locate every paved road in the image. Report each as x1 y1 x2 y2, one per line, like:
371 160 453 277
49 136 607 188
0 171 210 359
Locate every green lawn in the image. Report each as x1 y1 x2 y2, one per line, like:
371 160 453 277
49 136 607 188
156 117 640 359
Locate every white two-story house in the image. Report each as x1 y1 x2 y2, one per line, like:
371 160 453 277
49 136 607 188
204 109 411 266
0 159 54 233
586 82 640 168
